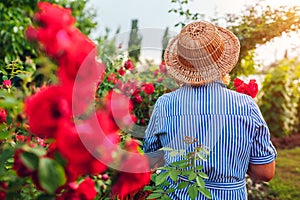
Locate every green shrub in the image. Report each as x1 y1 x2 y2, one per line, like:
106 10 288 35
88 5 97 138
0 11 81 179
259 59 300 137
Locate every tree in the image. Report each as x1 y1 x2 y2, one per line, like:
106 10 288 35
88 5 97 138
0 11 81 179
226 2 300 77
161 27 171 61
128 19 142 64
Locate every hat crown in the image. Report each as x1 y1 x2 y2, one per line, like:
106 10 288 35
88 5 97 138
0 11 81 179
177 21 224 68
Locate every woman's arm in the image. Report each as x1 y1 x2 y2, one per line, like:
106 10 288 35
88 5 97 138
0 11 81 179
247 161 275 182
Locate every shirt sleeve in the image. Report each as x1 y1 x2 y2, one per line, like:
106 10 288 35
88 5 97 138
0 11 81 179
143 98 164 157
249 101 277 164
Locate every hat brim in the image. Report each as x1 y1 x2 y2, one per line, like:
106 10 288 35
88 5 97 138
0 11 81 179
164 25 240 86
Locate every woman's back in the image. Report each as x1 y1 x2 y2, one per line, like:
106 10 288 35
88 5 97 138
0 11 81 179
143 82 276 199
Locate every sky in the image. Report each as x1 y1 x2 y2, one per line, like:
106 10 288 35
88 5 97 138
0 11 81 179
87 0 300 66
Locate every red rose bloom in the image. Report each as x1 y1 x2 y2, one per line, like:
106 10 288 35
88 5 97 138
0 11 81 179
25 85 72 138
105 90 134 126
55 122 108 180
111 154 151 199
0 108 7 124
235 83 247 94
234 78 259 98
143 83 155 95
246 79 258 98
134 94 143 104
35 2 75 31
0 182 7 200
57 178 97 200
107 73 117 84
233 78 244 88
13 149 34 177
3 80 12 88
159 61 167 74
118 67 126 76
124 59 134 70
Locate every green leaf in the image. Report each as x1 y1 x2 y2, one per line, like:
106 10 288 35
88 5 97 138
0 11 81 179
169 151 179 157
169 170 179 182
143 185 153 191
196 176 205 188
165 187 175 193
155 171 169 186
38 158 66 194
0 130 9 140
197 186 212 199
188 172 197 181
188 185 198 200
147 193 162 199
161 195 172 200
160 147 173 151
170 159 186 167
195 165 203 170
20 151 39 170
177 181 189 189
198 172 209 179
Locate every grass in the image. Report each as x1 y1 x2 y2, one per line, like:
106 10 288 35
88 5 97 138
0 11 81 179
268 147 300 200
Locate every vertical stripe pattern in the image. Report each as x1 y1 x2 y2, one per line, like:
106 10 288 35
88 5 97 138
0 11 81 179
143 81 277 200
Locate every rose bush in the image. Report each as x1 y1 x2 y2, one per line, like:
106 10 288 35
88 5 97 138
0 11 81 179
0 2 151 199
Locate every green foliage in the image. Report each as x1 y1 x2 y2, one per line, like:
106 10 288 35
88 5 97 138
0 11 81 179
227 2 300 77
259 58 300 137
128 19 142 64
0 0 97 83
144 139 212 200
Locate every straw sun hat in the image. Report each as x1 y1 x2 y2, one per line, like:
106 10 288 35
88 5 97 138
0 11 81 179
164 21 240 86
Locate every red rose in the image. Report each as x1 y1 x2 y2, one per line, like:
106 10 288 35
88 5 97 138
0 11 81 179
56 30 98 83
235 83 247 94
96 110 120 134
13 149 34 177
159 61 167 74
130 114 138 123
105 90 135 126
143 83 155 95
124 59 134 70
25 85 72 138
153 69 159 77
124 139 141 152
118 67 126 76
246 79 258 98
35 2 75 31
76 177 97 200
107 73 117 84
134 94 143 103
0 108 7 124
3 80 12 88
233 78 244 88
55 122 106 179
0 182 7 200
57 178 97 200
157 77 164 83
111 154 151 199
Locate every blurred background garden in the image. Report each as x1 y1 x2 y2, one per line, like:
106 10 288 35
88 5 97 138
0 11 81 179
0 0 300 199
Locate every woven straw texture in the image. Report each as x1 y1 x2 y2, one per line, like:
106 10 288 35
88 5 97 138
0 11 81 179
164 21 240 86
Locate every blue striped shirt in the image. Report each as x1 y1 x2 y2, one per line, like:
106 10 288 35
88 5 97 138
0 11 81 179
143 81 277 199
